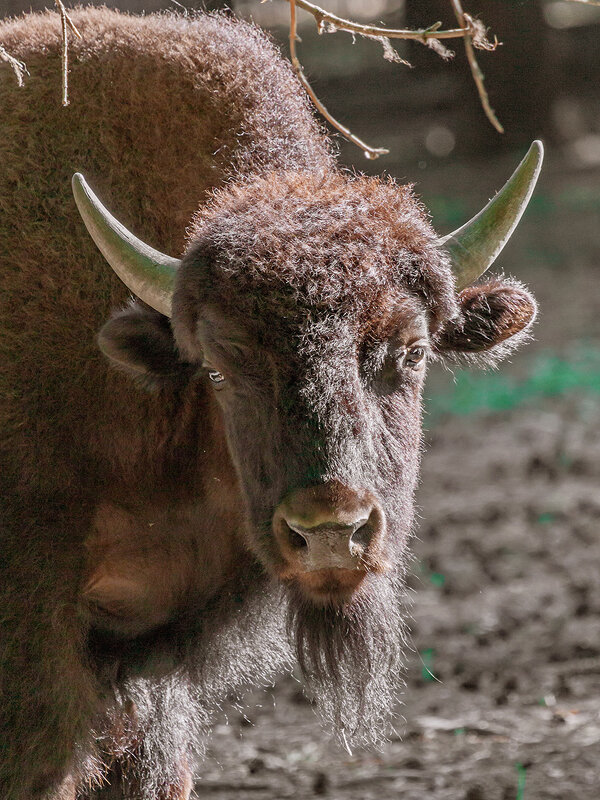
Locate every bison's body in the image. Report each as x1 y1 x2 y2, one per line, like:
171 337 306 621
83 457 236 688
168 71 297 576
0 8 539 800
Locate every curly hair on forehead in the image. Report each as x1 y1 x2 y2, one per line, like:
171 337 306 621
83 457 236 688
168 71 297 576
185 169 461 330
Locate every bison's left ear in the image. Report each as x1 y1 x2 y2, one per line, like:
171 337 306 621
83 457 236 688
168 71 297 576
434 278 537 362
98 301 186 386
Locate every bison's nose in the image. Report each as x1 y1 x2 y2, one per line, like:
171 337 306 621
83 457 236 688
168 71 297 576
285 517 372 571
273 482 384 573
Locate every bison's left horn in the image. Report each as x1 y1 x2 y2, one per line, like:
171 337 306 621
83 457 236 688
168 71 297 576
440 140 544 290
72 173 179 317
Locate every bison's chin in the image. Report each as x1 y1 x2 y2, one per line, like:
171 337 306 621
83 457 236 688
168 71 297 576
286 570 407 748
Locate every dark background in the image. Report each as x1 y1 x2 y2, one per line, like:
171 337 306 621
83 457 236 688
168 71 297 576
2 2 599 798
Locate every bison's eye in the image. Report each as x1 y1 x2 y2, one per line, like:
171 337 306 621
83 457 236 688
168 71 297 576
404 346 426 370
207 369 225 385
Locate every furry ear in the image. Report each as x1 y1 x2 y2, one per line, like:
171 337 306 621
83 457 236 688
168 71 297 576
435 279 537 361
98 301 184 383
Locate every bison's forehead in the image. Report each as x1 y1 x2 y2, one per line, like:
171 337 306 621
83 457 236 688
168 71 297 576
183 170 458 326
197 291 429 368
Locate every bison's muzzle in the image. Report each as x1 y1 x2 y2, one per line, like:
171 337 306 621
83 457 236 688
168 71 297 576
272 482 386 600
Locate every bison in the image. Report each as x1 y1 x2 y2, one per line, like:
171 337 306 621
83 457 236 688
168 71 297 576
0 7 542 800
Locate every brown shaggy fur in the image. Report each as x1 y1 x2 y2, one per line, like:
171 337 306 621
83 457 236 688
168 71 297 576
0 7 537 800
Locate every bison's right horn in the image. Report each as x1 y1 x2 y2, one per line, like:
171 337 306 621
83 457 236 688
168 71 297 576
72 173 179 317
439 140 544 290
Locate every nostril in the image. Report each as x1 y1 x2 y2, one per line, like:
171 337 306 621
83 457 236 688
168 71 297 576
350 521 372 551
286 524 308 550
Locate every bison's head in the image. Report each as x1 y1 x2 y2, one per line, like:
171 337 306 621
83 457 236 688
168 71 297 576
74 142 541 743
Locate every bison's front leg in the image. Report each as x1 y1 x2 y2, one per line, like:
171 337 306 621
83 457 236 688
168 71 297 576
73 697 195 800
0 507 98 800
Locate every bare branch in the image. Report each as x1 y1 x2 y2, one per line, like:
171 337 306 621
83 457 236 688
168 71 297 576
450 0 504 133
281 0 491 51
54 0 82 107
0 44 28 87
288 0 389 159
280 0 502 148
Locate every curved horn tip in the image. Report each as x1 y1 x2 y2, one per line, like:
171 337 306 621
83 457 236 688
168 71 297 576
531 139 544 157
71 172 178 318
442 139 544 290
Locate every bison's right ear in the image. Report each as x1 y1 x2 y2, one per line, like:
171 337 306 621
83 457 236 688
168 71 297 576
433 278 537 364
98 301 185 385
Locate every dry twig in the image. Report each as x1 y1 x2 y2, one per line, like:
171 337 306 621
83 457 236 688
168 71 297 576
280 0 491 49
450 0 503 133
54 0 82 106
283 0 501 156
0 44 28 86
288 0 389 159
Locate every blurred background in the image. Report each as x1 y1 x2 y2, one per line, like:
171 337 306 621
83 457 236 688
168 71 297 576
2 1 599 798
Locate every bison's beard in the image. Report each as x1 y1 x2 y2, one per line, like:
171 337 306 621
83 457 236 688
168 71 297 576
286 569 408 748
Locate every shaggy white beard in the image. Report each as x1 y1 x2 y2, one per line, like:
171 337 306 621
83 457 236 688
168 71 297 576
286 569 408 748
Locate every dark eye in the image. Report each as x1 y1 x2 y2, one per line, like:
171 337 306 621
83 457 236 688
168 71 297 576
404 346 426 369
207 369 225 385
